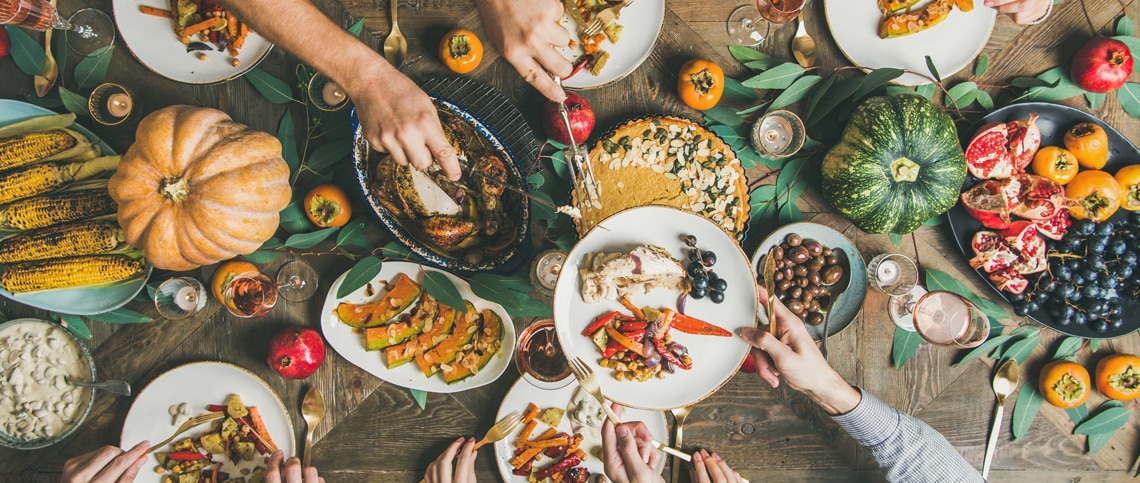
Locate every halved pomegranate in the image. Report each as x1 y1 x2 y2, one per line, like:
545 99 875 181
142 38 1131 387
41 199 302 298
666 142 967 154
1001 221 1047 274
970 230 1019 273
1011 174 1066 220
964 114 1041 179
961 178 1022 229
1034 207 1072 240
990 267 1029 295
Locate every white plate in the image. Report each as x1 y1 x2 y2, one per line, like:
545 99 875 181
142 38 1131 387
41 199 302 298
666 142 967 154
493 376 668 482
0 100 151 315
120 361 295 481
553 206 758 411
556 0 666 89
824 0 996 86
113 0 273 84
320 261 516 393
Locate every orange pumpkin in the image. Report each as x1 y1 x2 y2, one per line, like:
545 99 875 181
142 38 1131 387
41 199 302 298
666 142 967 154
108 106 291 271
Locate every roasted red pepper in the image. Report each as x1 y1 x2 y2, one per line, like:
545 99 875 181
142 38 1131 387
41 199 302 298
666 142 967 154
619 297 645 320
619 321 647 333
670 313 731 337
582 311 620 337
654 337 691 370
601 339 624 359
605 324 649 357
167 451 211 461
658 309 676 338
512 458 534 476
563 54 593 80
536 453 583 480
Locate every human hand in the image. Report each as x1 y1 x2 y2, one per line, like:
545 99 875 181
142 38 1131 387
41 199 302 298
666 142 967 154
265 451 324 483
61 441 149 483
689 449 744 483
425 437 477 483
739 286 861 415
342 64 462 180
985 0 1052 24
477 0 573 101
601 405 663 483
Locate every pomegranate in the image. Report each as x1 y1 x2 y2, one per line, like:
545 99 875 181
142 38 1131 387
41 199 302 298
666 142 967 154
1001 221 1047 274
740 352 757 373
970 231 1019 273
1071 37 1134 93
961 178 1021 229
990 267 1029 295
1034 207 1072 240
267 326 326 379
541 91 595 145
1011 174 1065 220
964 114 1041 179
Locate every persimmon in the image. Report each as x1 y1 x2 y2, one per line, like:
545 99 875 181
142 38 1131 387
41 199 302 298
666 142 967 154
1039 360 1091 409
1114 164 1140 211
678 59 724 111
1096 354 1140 401
304 184 352 228
1031 146 1079 185
1066 170 1121 222
439 29 483 74
1063 122 1109 169
211 260 258 303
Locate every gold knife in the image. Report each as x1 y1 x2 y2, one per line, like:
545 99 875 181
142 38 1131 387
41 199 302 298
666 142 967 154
762 247 778 335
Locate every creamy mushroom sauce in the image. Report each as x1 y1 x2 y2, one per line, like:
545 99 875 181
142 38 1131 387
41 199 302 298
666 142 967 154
0 321 90 442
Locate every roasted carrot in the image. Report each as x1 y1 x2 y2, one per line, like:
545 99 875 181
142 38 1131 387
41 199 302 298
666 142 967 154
523 435 570 449
247 406 279 454
532 427 558 441
619 297 644 320
235 21 248 48
139 5 174 18
522 402 540 423
225 11 237 38
514 420 538 448
510 446 542 469
179 16 224 37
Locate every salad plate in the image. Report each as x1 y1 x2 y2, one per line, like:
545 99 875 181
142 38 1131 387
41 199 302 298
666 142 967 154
553 205 758 411
556 0 665 89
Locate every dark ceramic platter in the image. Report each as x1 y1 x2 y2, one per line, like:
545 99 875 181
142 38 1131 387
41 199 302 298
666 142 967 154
946 102 1140 339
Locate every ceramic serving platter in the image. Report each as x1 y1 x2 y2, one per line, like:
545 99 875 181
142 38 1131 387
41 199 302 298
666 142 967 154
556 0 666 89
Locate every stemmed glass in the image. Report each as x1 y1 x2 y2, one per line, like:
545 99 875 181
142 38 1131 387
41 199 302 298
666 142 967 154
276 260 319 303
897 290 990 348
726 0 807 46
1 0 115 55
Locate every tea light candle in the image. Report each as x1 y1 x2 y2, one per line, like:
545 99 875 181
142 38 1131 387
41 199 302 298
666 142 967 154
106 93 132 118
876 259 901 285
321 82 346 106
758 115 792 154
174 285 198 312
531 250 567 294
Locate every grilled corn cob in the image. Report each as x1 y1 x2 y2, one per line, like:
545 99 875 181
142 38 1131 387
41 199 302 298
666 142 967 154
0 156 121 205
0 129 93 171
0 220 125 263
0 189 118 231
0 254 145 293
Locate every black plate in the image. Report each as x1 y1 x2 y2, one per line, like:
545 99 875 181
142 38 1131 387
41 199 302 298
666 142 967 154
947 102 1140 339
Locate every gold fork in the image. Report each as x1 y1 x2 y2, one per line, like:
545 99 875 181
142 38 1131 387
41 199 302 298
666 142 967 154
146 411 225 454
473 410 523 450
582 0 633 37
568 357 691 462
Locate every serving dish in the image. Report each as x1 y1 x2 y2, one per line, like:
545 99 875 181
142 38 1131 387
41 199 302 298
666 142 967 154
493 376 668 482
0 100 151 315
750 222 867 341
352 97 531 273
0 318 95 450
947 102 1140 338
823 0 996 86
120 361 294 482
555 0 666 89
321 260 516 393
553 206 758 411
112 0 273 84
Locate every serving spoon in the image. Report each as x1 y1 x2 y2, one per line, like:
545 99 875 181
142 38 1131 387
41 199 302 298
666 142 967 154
301 386 325 468
790 11 816 68
66 377 131 396
382 0 407 68
819 248 851 359
33 0 60 97
982 359 1019 480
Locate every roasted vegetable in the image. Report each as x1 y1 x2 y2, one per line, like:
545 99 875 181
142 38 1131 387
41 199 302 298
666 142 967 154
0 156 120 205
0 219 124 263
0 128 98 171
0 254 145 293
879 0 954 38
0 188 117 230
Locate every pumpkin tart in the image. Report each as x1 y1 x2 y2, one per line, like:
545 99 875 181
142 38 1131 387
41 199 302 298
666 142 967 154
573 117 749 239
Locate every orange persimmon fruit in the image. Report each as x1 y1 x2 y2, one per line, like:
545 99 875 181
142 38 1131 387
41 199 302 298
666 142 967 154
304 184 352 228
1096 354 1140 401
211 260 258 303
678 59 724 111
1039 360 1091 409
1066 170 1121 222
1114 164 1140 211
1031 146 1079 185
440 29 483 74
1064 122 1109 169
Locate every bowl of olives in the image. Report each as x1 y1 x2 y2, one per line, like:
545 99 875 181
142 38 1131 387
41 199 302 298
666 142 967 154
750 222 868 341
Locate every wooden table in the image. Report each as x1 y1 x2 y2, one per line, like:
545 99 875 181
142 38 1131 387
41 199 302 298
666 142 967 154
2 0 1140 480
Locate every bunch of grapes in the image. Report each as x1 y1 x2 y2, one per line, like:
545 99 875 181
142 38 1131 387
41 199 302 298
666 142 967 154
1014 213 1140 333
683 235 727 304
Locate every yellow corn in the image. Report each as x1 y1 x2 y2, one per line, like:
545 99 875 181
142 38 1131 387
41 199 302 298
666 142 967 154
0 189 118 231
0 220 124 263
0 130 78 171
0 156 121 205
0 254 145 293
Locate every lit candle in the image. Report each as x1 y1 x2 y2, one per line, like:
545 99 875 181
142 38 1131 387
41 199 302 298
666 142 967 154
174 285 198 312
106 93 132 118
322 82 346 106
758 115 792 154
876 260 901 285
532 251 567 292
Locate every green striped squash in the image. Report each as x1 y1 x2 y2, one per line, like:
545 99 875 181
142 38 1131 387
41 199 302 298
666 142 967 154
821 93 966 234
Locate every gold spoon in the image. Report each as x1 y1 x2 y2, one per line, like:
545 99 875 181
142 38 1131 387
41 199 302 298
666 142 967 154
382 0 407 68
33 0 60 97
982 359 1018 480
790 11 816 68
669 405 693 483
301 386 325 468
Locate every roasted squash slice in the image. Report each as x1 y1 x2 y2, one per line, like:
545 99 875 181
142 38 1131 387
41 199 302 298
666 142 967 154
385 300 459 368
443 309 503 384
415 302 479 377
335 273 421 328
365 294 439 351
955 0 973 12
878 0 920 13
879 0 954 38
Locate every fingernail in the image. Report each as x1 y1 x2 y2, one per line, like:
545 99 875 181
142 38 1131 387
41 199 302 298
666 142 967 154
468 437 476 443
272 450 283 457
712 452 721 461
692 451 703 462
616 425 630 437
739 327 756 339
456 437 465 443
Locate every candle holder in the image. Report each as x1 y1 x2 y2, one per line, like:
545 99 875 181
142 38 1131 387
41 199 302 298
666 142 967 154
867 253 919 296
750 109 805 159
529 250 567 297
88 83 136 126
154 277 208 320
307 72 349 112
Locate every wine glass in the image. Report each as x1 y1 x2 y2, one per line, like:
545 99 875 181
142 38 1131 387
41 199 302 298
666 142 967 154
221 271 278 318
898 290 990 348
515 319 573 390
276 260 319 302
0 1 115 55
726 0 807 46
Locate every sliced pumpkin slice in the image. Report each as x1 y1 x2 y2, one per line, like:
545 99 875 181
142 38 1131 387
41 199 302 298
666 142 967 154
385 299 458 368
879 0 954 38
955 0 973 12
878 0 920 13
443 309 503 384
415 302 479 377
335 273 421 328
364 293 439 351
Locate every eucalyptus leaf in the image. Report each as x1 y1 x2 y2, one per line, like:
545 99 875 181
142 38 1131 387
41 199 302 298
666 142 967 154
975 54 989 77
954 335 1012 366
735 103 769 116
853 68 904 101
58 87 89 117
87 308 151 324
475 272 533 293
1119 83 1140 118
976 90 994 111
702 105 744 127
1015 69 1084 102
768 75 823 112
466 274 525 309
802 72 836 125
1011 379 1043 439
735 147 764 169
885 85 916 96
806 75 864 127
1085 92 1106 110
925 269 1010 320
527 173 544 190
554 231 576 252
1053 336 1084 360
336 218 372 249
261 237 285 250
1066 404 1089 426
336 256 383 298
243 250 282 264
379 241 411 259
284 227 339 249
776 158 806 195
729 45 770 64
307 141 351 173
505 291 553 317
709 124 748 150
1117 15 1135 36
723 76 757 103
548 149 569 180
422 271 465 311
892 326 922 367
6 26 45 76
348 18 365 36
278 113 300 177
888 233 903 247
246 68 297 104
1003 334 1040 365
946 81 979 109
778 200 802 224
1091 339 1101 352
530 190 557 221
59 313 91 340
749 185 778 211
742 63 805 90
1088 431 1113 454
744 58 785 71
915 83 936 99
1073 406 1130 435
410 388 428 410
74 45 114 89
923 214 946 226
925 55 941 83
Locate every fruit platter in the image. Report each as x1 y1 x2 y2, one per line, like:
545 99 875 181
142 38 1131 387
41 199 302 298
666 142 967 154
949 102 1140 338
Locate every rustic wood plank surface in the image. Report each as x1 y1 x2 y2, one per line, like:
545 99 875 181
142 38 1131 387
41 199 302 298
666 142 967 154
2 0 1140 481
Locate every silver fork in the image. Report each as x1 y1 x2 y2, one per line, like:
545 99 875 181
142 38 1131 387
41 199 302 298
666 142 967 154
582 0 633 37
567 357 691 462
146 411 225 454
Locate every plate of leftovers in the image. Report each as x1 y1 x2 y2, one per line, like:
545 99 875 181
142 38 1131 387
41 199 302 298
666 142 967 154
556 0 665 88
